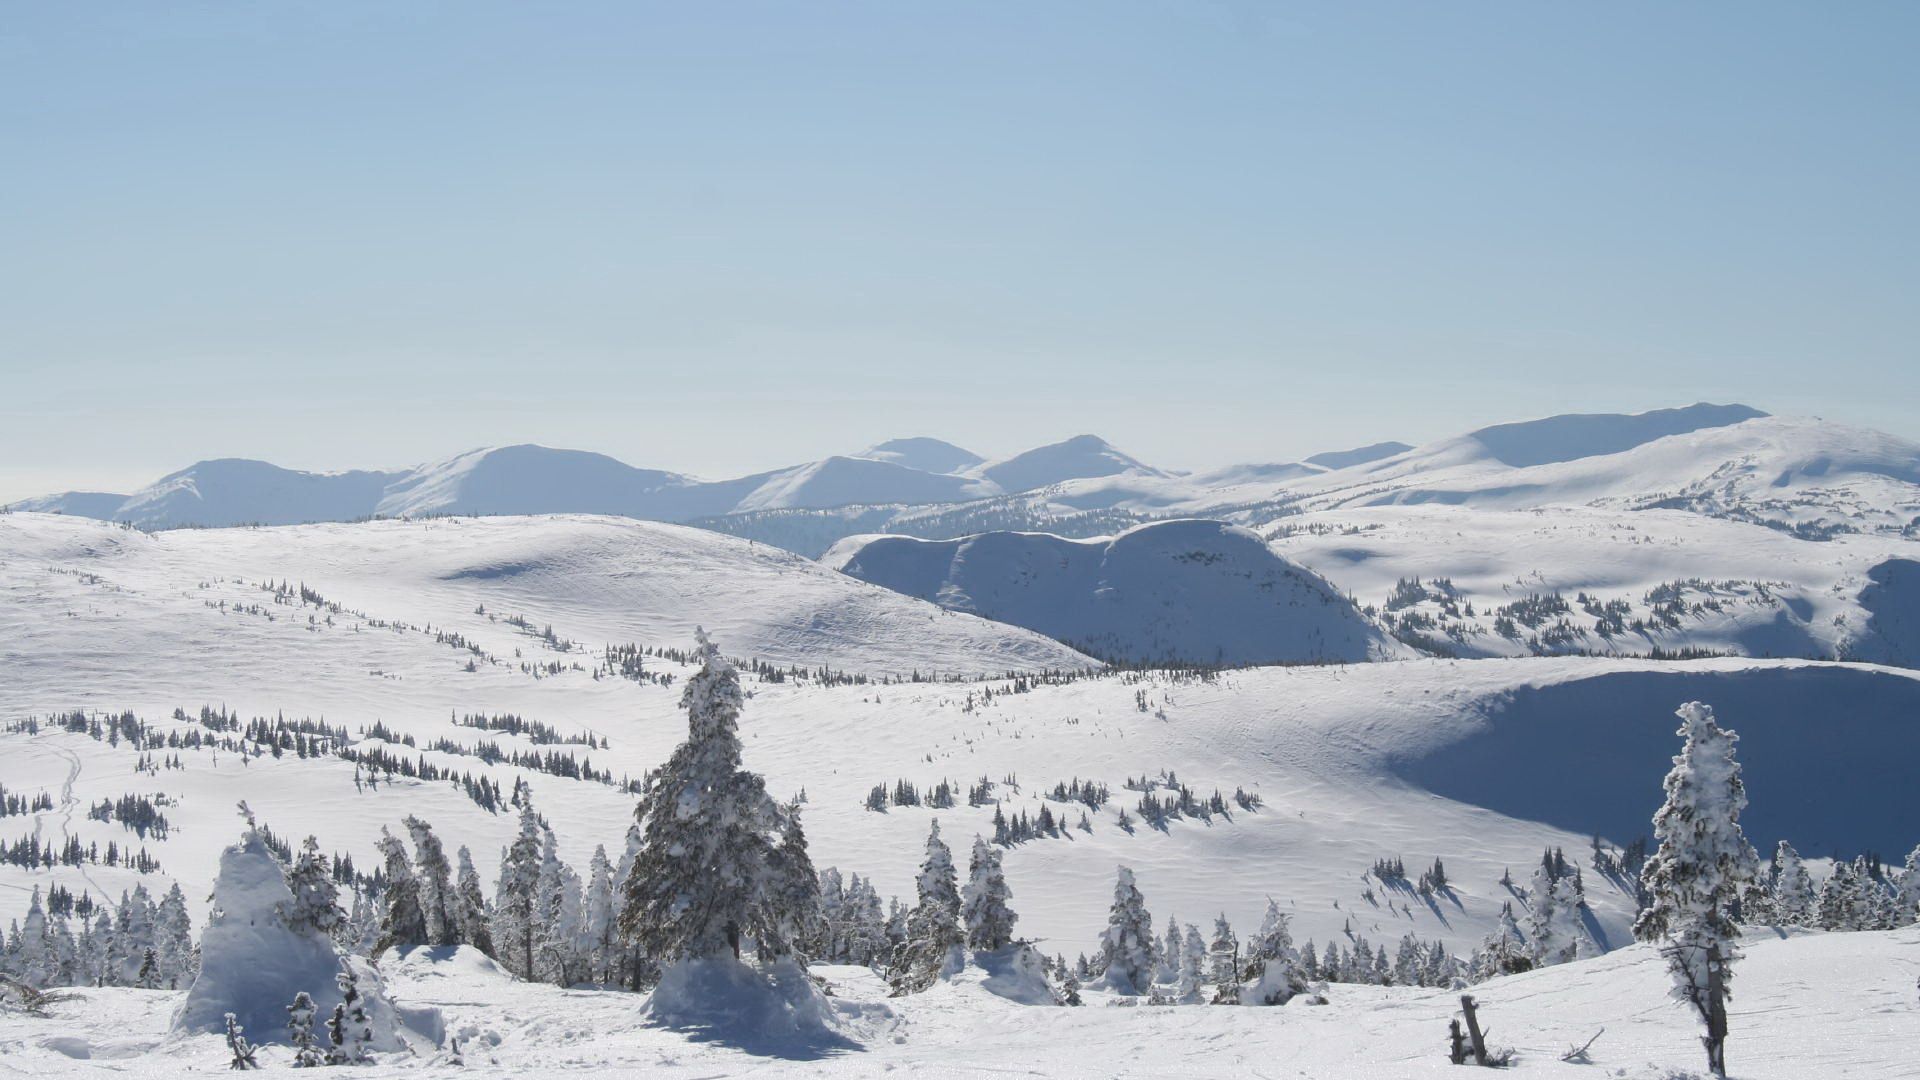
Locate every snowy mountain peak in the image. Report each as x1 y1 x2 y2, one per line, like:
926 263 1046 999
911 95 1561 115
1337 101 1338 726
977 435 1161 493
854 437 985 475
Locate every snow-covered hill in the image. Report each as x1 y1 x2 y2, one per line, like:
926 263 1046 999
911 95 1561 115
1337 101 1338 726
829 519 1408 665
1268 504 1920 666
0 512 1090 677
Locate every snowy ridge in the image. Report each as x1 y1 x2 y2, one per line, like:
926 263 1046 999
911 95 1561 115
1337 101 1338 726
830 519 1408 665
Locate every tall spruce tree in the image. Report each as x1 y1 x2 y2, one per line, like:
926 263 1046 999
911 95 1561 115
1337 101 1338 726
1098 866 1156 995
617 631 793 966
493 797 545 979
960 834 1017 952
1634 701 1756 1078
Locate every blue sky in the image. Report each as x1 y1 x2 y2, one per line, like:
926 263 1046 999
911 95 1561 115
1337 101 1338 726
3 3 1917 499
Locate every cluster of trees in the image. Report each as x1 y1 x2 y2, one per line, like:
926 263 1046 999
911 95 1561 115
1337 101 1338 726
0 882 195 990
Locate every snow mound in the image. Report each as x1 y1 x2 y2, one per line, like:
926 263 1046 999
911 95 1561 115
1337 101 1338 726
834 519 1406 664
173 828 410 1050
965 945 1059 1006
641 957 885 1056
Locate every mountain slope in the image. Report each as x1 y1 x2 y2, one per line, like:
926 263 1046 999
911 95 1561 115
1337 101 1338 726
831 519 1407 664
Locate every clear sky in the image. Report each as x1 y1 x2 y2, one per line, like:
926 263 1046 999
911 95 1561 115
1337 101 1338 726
3 2 1917 500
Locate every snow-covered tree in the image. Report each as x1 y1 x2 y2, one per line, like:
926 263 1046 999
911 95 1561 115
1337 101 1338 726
373 827 428 956
1470 902 1531 980
153 883 195 989
767 802 824 961
1239 900 1305 1005
1174 923 1206 1003
1896 845 1920 927
617 632 796 965
1770 841 1815 926
1205 914 1238 998
454 846 494 958
1634 701 1756 1078
533 830 584 985
960 835 1017 952
403 816 457 947
1097 866 1155 995
325 965 373 1065
583 845 618 982
892 820 965 993
13 888 54 988
493 797 545 979
1527 862 1591 967
1157 914 1183 985
111 886 157 986
284 838 344 940
287 991 323 1067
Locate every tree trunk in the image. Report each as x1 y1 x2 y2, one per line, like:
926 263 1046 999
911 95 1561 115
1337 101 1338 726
1460 995 1490 1066
1704 943 1728 1076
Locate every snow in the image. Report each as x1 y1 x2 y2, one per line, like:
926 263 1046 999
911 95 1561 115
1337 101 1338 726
2 927 1913 1076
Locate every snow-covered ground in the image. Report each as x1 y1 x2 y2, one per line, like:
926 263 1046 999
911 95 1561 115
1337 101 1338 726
3 928 1914 1077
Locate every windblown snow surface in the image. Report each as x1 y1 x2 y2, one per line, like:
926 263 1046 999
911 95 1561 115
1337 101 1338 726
1 928 1912 1077
2 509 1916 1076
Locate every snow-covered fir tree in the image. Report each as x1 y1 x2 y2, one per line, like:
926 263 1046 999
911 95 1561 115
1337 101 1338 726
767 801 824 961
1205 914 1238 1000
284 837 344 940
493 797 545 979
1097 866 1156 995
533 829 585 985
1174 923 1206 1003
1634 701 1756 1078
154 883 196 989
960 834 1017 952
454 846 494 958
1526 860 1591 967
582 845 618 982
403 816 458 947
1897 845 1920 926
287 991 323 1067
373 826 428 955
617 632 799 967
892 819 965 993
1157 914 1183 984
1470 901 1532 980
1771 841 1815 926
1239 899 1306 1005
326 965 373 1065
